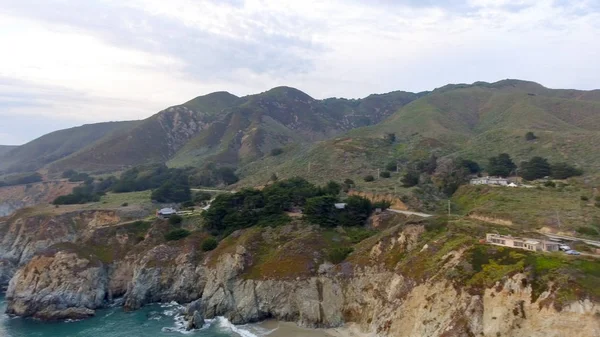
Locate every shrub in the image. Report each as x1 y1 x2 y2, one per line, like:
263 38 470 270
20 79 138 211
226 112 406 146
401 170 420 187
385 161 397 172
343 178 355 187
169 214 183 225
121 202 129 207
550 163 582 179
364 175 375 182
270 148 284 156
164 229 191 241
327 247 353 264
373 200 392 210
181 201 195 208
201 237 218 251
525 131 537 141
581 196 589 201
544 181 556 188
576 227 599 237
194 192 212 203
380 171 391 178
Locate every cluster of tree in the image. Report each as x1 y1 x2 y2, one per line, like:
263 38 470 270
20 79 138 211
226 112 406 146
400 155 480 189
52 177 113 205
487 153 517 177
519 157 582 181
0 172 43 187
187 163 239 187
203 177 372 235
61 169 92 183
151 173 191 203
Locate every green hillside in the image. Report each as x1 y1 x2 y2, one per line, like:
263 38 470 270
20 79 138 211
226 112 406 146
0 145 17 157
0 121 138 174
168 87 419 167
237 80 600 186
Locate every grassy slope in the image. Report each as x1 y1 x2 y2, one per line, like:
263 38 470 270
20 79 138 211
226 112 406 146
238 80 600 187
0 145 17 157
452 182 600 237
169 87 419 168
48 93 242 173
0 121 139 173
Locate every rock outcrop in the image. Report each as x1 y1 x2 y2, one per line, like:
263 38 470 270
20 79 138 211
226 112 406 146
2 211 600 336
5 251 107 320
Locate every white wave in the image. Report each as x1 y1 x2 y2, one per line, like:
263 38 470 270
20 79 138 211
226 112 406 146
217 317 262 337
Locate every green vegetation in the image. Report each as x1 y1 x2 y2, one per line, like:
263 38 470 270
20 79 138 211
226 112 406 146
62 170 92 183
168 215 183 225
164 229 191 241
271 148 284 156
550 162 583 179
201 237 218 251
364 175 375 182
385 161 397 172
379 171 391 178
453 184 600 231
0 172 43 187
327 247 354 264
525 131 537 141
487 153 516 177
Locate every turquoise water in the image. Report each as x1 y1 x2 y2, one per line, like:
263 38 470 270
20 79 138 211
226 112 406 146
0 294 260 337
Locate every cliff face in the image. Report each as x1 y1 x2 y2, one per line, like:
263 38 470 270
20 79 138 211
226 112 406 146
0 180 78 217
2 211 600 337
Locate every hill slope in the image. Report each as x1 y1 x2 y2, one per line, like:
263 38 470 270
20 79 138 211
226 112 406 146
169 87 419 167
45 87 418 172
0 146 17 157
0 121 138 174
238 80 600 185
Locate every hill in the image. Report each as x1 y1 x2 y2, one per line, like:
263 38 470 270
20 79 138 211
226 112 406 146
0 121 138 174
238 80 600 186
40 87 418 173
168 87 419 167
0 146 17 157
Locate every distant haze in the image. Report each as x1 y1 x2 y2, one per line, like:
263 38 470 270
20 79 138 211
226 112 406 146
0 0 599 144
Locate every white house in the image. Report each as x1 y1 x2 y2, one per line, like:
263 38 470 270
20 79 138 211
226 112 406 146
157 207 177 218
470 176 509 186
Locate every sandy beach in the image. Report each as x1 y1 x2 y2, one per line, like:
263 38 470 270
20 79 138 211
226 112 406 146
246 320 372 337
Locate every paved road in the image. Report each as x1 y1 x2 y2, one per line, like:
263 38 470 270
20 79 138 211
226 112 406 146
542 233 600 248
388 209 433 218
191 188 234 193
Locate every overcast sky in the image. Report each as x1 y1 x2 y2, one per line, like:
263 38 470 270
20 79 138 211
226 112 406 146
1 0 599 144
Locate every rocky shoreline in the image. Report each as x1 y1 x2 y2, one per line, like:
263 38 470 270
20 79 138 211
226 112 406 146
1 209 599 336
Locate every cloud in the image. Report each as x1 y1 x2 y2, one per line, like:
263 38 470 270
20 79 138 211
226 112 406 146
0 0 599 144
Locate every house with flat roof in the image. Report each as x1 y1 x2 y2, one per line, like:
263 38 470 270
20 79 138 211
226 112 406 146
157 207 177 219
470 176 510 186
486 233 559 252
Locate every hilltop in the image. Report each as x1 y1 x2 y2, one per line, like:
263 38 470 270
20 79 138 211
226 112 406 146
1 87 419 175
239 80 600 186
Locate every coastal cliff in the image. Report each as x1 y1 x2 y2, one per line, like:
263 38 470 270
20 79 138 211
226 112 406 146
1 211 599 336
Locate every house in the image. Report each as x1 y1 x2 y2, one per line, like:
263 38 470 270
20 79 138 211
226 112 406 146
157 207 177 218
486 233 560 252
470 176 509 186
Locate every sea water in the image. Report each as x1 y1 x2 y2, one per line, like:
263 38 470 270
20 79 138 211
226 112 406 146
0 294 273 337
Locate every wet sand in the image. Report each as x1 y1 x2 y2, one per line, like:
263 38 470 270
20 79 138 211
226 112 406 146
248 320 372 337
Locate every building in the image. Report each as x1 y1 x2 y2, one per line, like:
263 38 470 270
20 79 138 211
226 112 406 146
334 203 347 209
486 233 560 252
470 176 509 186
157 207 177 218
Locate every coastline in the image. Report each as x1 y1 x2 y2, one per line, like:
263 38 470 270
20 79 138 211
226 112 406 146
249 320 371 337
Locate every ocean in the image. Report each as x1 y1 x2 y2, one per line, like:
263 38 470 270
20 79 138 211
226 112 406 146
0 294 300 337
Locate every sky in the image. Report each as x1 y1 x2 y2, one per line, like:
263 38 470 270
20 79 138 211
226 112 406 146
0 0 599 145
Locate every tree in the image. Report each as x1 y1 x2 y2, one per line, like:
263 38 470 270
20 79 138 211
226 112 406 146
216 167 239 185
364 175 375 182
550 163 583 179
201 238 218 251
525 132 537 141
432 158 470 196
168 214 183 225
338 196 373 227
164 229 190 241
519 156 551 181
385 161 397 172
320 181 342 196
487 153 516 177
193 191 212 204
379 171 391 178
384 133 396 144
401 169 420 187
270 148 284 156
270 173 279 182
304 195 339 227
459 159 481 174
